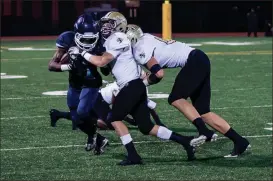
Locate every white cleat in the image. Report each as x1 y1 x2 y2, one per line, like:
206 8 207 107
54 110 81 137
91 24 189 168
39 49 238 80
209 133 218 142
190 135 207 147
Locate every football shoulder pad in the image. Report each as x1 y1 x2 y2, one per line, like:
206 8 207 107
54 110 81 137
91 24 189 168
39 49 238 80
56 31 76 50
104 32 131 51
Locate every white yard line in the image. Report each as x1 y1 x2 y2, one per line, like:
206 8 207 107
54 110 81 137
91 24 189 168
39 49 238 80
1 87 271 101
1 115 46 120
1 104 271 120
0 134 272 152
1 96 65 100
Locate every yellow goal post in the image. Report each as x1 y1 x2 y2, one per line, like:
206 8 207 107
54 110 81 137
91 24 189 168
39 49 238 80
162 0 172 40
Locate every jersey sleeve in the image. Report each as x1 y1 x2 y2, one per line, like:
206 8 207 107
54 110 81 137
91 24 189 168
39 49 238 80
133 42 155 65
56 31 75 51
104 32 131 59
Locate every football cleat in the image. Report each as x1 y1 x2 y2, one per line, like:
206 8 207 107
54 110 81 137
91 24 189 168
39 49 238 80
185 146 196 161
118 154 143 166
94 134 109 155
118 159 143 166
49 109 60 127
85 137 96 151
224 138 251 158
190 135 207 147
203 130 218 142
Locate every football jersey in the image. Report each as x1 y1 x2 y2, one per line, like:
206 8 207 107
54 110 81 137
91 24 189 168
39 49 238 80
133 33 195 68
104 32 141 88
56 31 83 89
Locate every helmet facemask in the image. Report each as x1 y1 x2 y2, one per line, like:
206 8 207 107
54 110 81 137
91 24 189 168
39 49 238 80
100 19 117 40
74 32 99 52
100 12 127 40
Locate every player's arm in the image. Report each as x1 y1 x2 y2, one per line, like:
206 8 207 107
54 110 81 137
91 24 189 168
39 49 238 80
134 47 164 86
48 47 66 72
81 34 130 67
81 52 114 67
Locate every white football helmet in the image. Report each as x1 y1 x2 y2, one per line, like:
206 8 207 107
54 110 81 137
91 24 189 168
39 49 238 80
100 12 127 40
125 24 144 46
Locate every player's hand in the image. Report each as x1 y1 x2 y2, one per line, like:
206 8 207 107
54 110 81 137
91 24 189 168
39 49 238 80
68 46 81 60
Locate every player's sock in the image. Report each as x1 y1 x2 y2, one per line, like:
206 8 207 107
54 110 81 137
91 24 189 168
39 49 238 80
224 127 244 143
120 134 141 161
192 117 213 136
156 126 190 146
149 109 166 127
58 111 71 120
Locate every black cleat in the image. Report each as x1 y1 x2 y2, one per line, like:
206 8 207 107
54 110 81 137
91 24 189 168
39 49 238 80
185 146 196 161
49 109 60 127
94 134 109 155
118 158 143 166
224 138 251 158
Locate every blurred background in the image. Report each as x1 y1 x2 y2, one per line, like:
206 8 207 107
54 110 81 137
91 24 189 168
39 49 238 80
1 0 272 36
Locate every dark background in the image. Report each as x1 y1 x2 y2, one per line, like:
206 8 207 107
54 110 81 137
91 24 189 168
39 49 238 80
1 0 272 36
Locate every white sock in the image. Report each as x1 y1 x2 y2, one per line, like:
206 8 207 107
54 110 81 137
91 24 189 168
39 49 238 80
120 134 133 145
157 126 172 140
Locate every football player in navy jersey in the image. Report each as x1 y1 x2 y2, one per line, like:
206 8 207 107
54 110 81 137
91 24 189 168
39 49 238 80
48 13 109 154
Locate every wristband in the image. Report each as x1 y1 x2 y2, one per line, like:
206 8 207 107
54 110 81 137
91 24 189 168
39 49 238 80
61 64 72 71
81 51 93 61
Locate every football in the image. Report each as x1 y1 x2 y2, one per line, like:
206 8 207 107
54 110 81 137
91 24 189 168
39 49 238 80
60 52 70 64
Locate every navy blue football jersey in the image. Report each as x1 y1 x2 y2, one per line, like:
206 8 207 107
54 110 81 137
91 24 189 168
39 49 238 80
56 31 103 88
56 31 84 89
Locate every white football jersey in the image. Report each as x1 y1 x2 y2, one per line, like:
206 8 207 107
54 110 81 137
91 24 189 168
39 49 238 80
104 32 141 88
133 33 195 68
100 82 119 104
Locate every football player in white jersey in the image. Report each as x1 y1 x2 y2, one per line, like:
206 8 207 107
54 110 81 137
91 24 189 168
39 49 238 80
126 24 250 157
94 68 166 129
69 12 206 165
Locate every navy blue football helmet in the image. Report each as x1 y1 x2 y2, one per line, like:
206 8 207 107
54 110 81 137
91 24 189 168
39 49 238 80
74 13 100 52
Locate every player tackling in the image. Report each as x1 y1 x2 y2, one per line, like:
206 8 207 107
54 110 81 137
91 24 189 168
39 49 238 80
126 24 250 157
69 12 206 165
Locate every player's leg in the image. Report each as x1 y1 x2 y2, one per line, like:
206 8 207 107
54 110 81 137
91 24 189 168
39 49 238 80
111 80 147 165
168 49 216 140
93 92 113 130
189 51 250 156
50 86 80 130
77 87 106 152
132 97 205 161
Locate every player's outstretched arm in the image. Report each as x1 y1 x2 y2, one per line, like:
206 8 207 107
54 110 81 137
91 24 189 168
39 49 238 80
81 51 114 67
48 48 66 72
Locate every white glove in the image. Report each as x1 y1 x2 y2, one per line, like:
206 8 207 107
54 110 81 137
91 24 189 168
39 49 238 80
68 46 80 60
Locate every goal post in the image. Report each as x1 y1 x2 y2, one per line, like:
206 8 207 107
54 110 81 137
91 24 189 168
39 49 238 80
162 0 172 40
